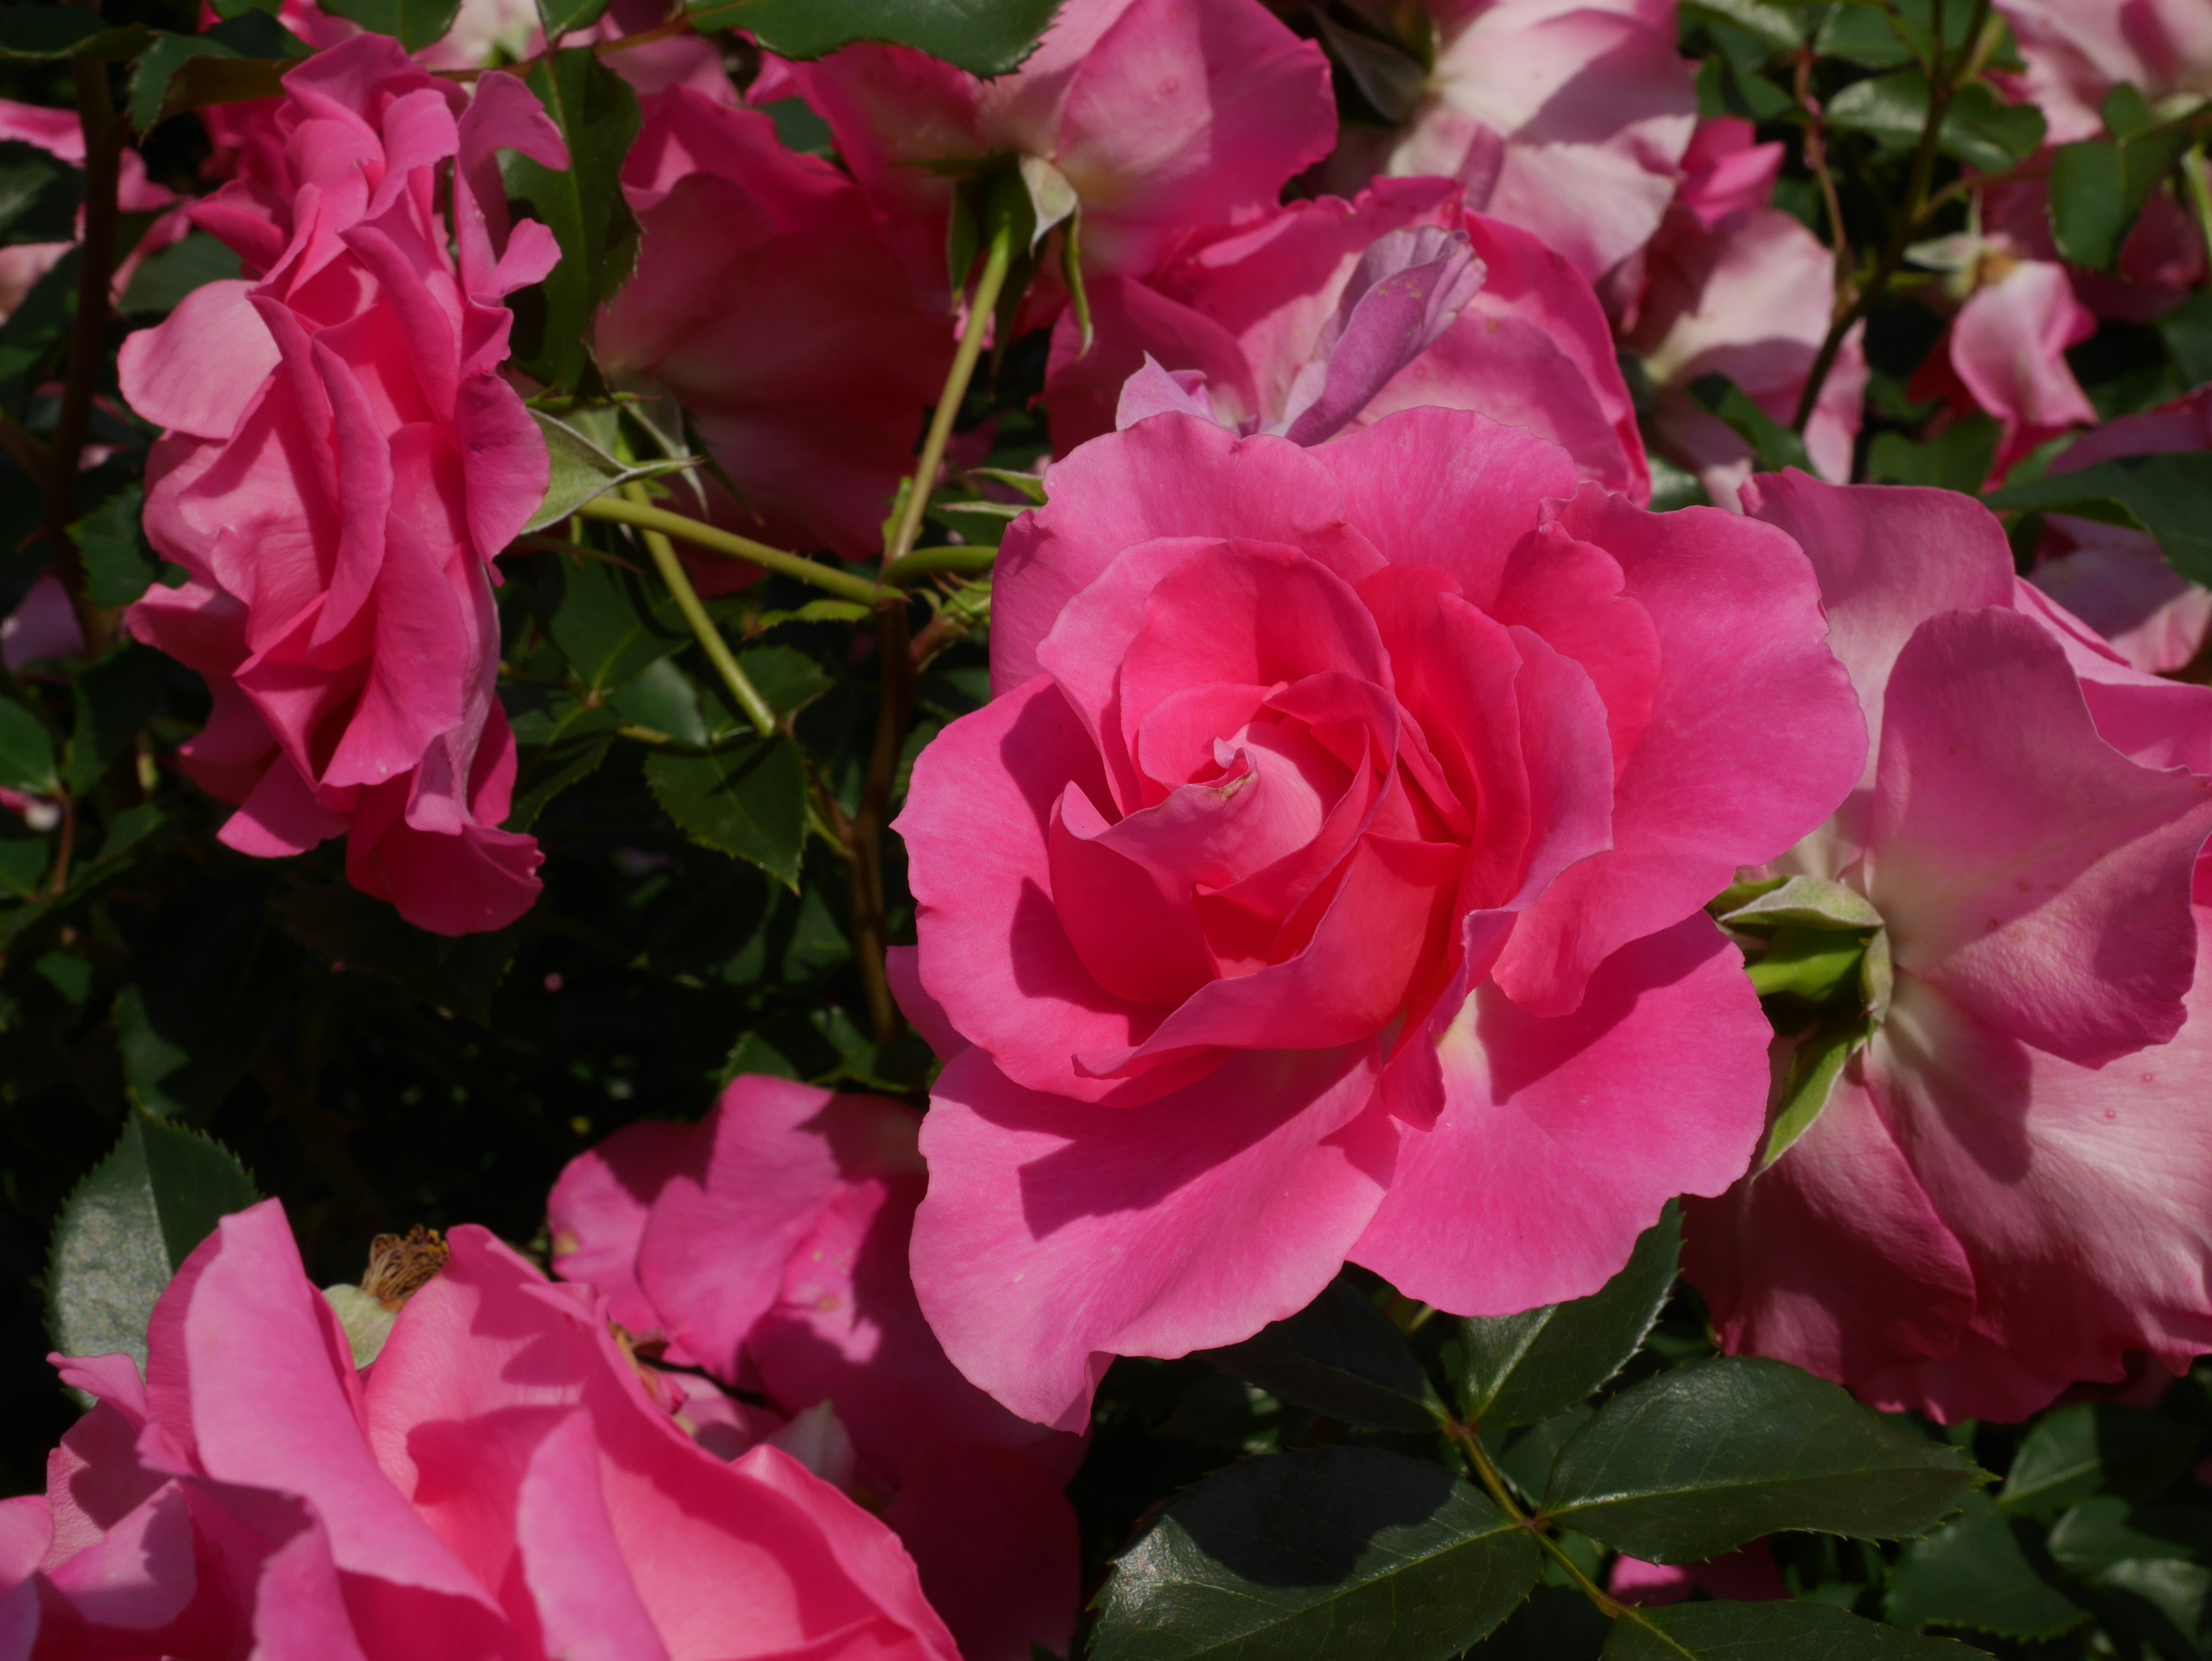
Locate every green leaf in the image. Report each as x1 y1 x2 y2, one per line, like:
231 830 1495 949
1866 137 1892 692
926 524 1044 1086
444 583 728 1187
537 0 615 37
505 694 618 831
2085 1556 2212 1659
1468 1586 1612 1659
0 698 58 794
66 645 160 796
607 658 711 744
317 0 461 52
128 33 279 133
1539 1357 1983 1561
0 10 150 60
47 1110 259 1375
1205 1277 1444 1431
543 553 688 693
119 230 243 316
2046 1495 2212 1574
1604 1601 1988 1659
0 829 49 899
0 246 77 384
71 483 157 609
116 871 293 1120
2049 123 2194 271
273 882 519 1022
0 141 81 247
734 645 834 721
1090 1447 1540 1661
1866 419 2001 492
502 51 639 392
1682 0 1801 56
1688 376 1810 474
2161 287 2212 391
684 0 1063 78
1991 452 2212 581
1461 1204 1681 1430
1998 1401 2200 1522
646 736 808 889
524 407 700 533
1886 1493 2089 1640
1814 5 1915 68
1825 74 2046 172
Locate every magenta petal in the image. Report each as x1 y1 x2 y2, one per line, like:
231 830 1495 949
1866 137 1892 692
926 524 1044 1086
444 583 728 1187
548 1120 696 1341
514 1410 674 1661
884 1443 1080 1661
117 281 279 442
911 1043 1392 1428
1492 490 1866 1016
1869 607 2212 1064
1354 916 1769 1315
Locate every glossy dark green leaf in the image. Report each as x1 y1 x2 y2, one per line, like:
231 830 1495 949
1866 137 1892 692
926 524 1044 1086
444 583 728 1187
1814 5 1914 67
0 698 58 794
1866 419 2000 493
538 0 615 38
607 659 711 744
543 553 687 693
2049 124 2194 271
1461 1204 1680 1429
1090 1447 1540 1661
119 231 243 316
1989 452 2212 582
274 882 518 1022
502 51 638 391
646 736 808 889
1824 74 2045 172
1886 1493 2088 1640
1604 1601 1988 1660
505 695 618 831
71 484 156 610
47 1111 259 1374
1540 1357 1982 1561
0 142 81 247
1467 1586 1611 1659
2047 1495 2212 1573
66 646 160 796
128 32 287 133
736 645 835 722
1205 1277 1442 1431
2162 287 2212 390
2085 1557 2212 1659
116 872 293 1120
0 9 149 59
1998 1402 2200 1522
0 246 77 384
684 0 1062 77
317 0 460 51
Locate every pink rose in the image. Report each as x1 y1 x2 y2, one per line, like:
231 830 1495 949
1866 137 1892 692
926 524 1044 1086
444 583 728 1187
1684 471 2212 1423
549 1076 1082 1661
1042 176 1652 500
1322 0 1698 284
892 406 1867 1428
784 0 1338 312
1625 119 1868 507
119 37 559 935
1908 247 2099 482
594 87 956 566
1991 0 2212 143
2029 389 2212 674
1982 173 2207 326
2 1200 959 1658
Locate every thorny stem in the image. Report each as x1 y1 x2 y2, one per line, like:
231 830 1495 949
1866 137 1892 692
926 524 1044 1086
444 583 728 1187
620 483 778 738
1446 1422 1624 1621
1791 0 1993 432
1795 50 1850 288
46 56 128 656
47 795 75 897
574 497 896 606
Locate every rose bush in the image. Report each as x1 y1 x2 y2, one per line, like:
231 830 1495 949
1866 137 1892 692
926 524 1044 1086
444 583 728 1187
893 404 1866 1424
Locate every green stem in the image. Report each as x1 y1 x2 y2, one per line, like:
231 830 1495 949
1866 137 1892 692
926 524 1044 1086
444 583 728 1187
1790 0 1991 433
1449 1425 1623 1621
2186 140 2212 278
884 218 1017 569
884 544 997 585
574 496 895 606
618 485 777 739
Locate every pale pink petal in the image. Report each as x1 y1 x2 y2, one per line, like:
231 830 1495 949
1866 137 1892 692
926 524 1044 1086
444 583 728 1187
1948 260 2098 471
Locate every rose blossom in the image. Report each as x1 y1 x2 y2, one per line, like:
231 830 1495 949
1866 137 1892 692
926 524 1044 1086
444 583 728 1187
0 98 185 322
119 37 556 934
782 0 1338 313
1991 0 2212 145
594 87 955 567
1624 119 1869 508
891 404 1866 1427
2028 389 2212 674
0 1200 959 1658
1041 176 1652 500
550 1076 1084 1661
1317 0 1698 285
1683 471 2212 1422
